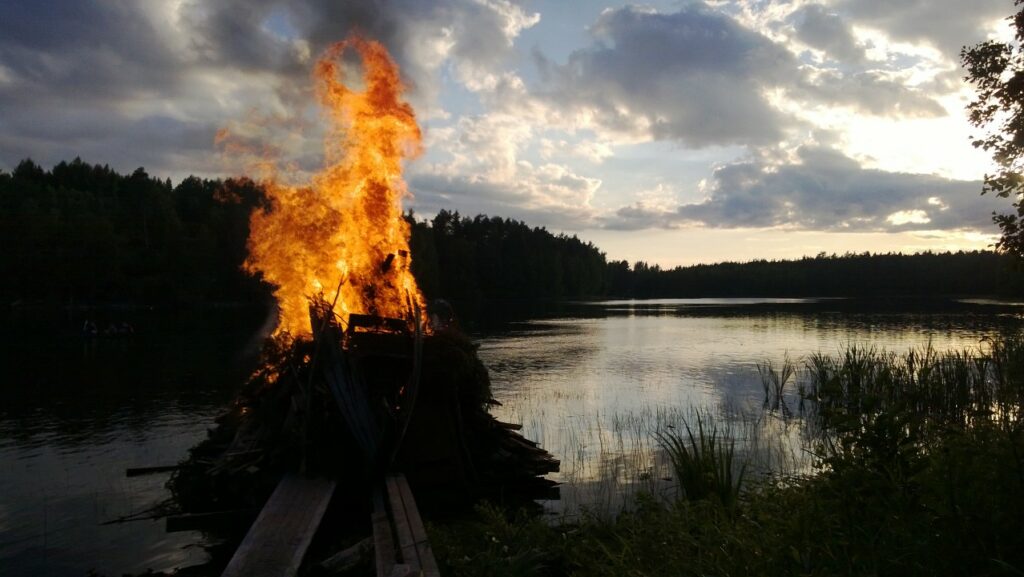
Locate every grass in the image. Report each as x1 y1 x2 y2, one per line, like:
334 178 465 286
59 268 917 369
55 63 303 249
655 411 746 508
757 355 796 414
429 335 1024 577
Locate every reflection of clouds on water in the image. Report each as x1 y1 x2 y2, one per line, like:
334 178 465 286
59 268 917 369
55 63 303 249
0 422 211 575
0 308 265 575
481 298 1023 515
1 298 1021 566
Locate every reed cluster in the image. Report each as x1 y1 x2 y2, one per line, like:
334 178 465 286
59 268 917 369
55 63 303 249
431 335 1024 576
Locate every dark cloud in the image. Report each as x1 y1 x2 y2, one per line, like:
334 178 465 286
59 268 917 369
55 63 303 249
0 1 183 104
796 70 945 117
0 0 534 178
409 171 596 231
602 203 680 231
534 3 944 149
604 146 1002 233
0 105 222 177
781 5 946 117
536 4 796 147
181 1 306 74
0 1 212 175
836 0 1010 59
791 4 867 65
680 146 1000 231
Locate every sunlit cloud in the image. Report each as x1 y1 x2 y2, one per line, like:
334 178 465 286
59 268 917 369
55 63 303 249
887 210 931 226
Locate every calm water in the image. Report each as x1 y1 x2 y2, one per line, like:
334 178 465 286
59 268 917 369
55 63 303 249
0 307 269 576
1 298 1021 575
476 298 1024 510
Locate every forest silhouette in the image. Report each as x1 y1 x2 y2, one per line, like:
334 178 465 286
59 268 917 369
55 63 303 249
2 158 1021 308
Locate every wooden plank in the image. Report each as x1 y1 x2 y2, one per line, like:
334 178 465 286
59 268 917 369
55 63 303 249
220 474 336 577
372 489 396 577
394 475 441 577
385 476 420 571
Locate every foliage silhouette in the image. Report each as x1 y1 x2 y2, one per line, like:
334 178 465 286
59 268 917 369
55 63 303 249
963 1 1024 256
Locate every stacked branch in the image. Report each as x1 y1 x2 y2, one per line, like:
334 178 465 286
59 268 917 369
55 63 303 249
167 310 559 523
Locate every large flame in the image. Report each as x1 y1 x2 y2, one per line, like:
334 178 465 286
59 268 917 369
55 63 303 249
243 37 425 338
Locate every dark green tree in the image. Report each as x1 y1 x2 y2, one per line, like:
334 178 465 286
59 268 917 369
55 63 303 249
0 158 272 305
962 1 1024 256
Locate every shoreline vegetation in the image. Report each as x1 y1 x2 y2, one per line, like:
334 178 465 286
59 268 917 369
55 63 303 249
3 158 1024 312
431 338 1024 577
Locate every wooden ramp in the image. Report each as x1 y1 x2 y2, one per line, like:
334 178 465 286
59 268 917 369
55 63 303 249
375 474 440 577
221 474 336 577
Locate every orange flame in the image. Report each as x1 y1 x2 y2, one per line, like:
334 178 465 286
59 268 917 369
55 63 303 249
243 37 425 338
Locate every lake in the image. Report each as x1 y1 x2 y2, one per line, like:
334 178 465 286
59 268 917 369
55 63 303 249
1 298 1021 575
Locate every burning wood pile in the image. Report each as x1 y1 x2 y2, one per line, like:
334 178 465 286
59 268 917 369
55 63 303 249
168 300 558 517
168 37 557 528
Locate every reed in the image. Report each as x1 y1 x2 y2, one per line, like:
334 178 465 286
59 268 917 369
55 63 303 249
757 355 796 413
655 411 746 508
433 336 1024 577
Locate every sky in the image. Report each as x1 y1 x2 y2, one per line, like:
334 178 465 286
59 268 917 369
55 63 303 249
0 0 1017 266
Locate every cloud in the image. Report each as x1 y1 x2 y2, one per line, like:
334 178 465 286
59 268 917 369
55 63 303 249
411 167 599 230
603 146 1004 233
532 4 945 150
796 69 946 117
409 113 600 228
202 0 539 98
791 4 867 65
0 0 1002 245
834 0 1010 59
535 4 797 147
601 184 682 230
0 0 538 178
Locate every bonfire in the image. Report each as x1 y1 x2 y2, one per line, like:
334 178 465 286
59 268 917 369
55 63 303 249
166 37 557 575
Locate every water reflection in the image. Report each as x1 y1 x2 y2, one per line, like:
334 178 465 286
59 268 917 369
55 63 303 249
0 299 1020 573
0 307 266 576
476 298 1023 514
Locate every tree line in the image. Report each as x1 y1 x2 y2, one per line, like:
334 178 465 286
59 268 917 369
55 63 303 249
0 158 268 306
407 210 609 302
609 251 1024 299
1 158 1021 308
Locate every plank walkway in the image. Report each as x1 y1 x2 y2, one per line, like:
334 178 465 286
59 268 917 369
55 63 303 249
376 474 441 577
220 474 337 577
